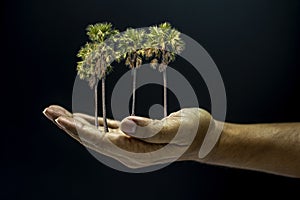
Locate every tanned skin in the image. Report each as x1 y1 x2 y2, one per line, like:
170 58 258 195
43 105 300 178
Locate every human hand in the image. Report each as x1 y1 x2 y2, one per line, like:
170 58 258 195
43 105 215 169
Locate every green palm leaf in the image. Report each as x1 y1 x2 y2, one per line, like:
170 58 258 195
118 28 146 69
147 22 185 66
77 22 119 88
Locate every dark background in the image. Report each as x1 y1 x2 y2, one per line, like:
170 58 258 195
2 0 300 199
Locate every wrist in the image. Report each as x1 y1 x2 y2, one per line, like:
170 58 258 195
180 116 225 163
196 120 234 164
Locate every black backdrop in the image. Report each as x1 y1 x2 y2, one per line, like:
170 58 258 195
2 0 300 199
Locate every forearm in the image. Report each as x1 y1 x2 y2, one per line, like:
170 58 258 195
202 121 300 178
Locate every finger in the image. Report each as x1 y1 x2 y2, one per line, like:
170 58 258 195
43 105 72 122
55 116 110 146
54 116 81 144
73 113 120 129
56 116 164 154
55 116 105 141
120 115 181 144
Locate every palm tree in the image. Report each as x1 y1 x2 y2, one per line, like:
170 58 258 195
146 22 185 117
118 28 146 116
77 22 118 132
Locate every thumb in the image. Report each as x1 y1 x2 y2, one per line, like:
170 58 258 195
120 115 181 144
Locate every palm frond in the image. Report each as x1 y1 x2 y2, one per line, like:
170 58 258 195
118 28 147 68
150 58 158 69
158 63 167 72
86 22 119 43
77 22 120 87
159 22 172 30
146 22 185 69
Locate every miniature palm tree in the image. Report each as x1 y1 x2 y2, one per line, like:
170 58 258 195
118 28 146 116
77 23 119 132
146 22 185 117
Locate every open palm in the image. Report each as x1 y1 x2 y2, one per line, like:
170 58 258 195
43 105 213 168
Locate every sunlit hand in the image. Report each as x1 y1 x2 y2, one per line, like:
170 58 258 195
43 105 214 168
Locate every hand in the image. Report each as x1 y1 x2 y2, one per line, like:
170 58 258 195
43 105 214 169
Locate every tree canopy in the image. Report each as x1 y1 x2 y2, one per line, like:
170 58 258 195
77 23 119 88
117 28 147 69
146 22 185 71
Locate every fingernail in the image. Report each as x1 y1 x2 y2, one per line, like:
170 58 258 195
126 116 150 126
42 108 48 116
43 107 53 119
120 119 137 135
55 118 66 129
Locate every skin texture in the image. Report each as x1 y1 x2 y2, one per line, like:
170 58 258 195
43 105 300 177
204 121 300 178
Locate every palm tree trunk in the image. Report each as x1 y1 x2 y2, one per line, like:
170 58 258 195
94 80 99 128
102 78 108 133
163 69 167 118
131 68 136 116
